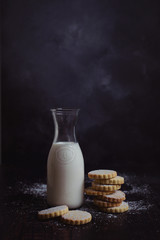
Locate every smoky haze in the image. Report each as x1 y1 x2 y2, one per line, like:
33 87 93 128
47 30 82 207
2 0 160 173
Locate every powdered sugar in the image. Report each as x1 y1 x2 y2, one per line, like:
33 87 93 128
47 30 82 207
121 174 153 214
107 214 118 218
9 173 153 220
17 182 47 197
128 200 153 213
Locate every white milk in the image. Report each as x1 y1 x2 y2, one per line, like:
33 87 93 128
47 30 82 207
47 142 84 209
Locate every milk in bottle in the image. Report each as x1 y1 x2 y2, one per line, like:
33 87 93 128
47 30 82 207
47 109 84 209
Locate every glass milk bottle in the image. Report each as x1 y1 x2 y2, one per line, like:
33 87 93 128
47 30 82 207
47 108 84 209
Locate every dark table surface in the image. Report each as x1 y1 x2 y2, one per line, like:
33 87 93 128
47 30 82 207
0 165 160 240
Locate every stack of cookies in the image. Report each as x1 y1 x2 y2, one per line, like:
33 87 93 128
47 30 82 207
84 170 129 213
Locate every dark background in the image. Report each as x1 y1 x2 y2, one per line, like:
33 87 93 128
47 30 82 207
2 0 160 174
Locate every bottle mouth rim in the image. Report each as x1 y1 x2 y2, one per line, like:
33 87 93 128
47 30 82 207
51 108 80 113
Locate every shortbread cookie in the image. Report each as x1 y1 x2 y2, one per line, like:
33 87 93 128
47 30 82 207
99 201 129 213
96 191 126 203
61 210 92 225
38 205 68 220
88 170 117 180
84 187 115 196
94 199 121 208
94 176 124 185
92 182 121 191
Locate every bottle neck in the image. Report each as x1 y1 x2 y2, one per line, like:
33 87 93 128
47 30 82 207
54 121 77 142
52 109 79 143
